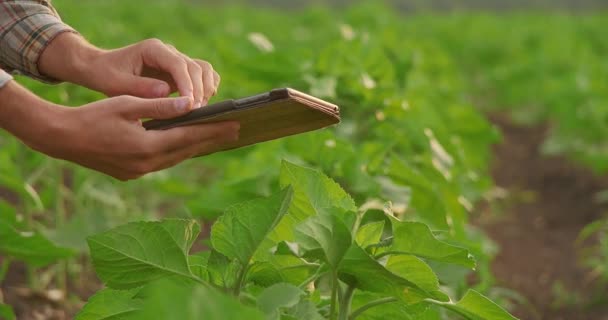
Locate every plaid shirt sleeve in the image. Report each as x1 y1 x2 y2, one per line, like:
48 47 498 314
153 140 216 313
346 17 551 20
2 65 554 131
0 0 76 83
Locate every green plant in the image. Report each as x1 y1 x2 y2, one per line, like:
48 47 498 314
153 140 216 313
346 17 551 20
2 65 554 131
75 161 516 320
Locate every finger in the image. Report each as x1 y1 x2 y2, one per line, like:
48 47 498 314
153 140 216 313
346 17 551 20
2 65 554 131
212 70 220 95
153 129 239 171
186 59 204 108
146 121 240 152
166 45 204 108
199 61 216 104
108 73 170 98
141 39 193 99
121 96 193 120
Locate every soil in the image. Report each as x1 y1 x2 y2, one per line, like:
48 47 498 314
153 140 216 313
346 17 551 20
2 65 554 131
474 114 608 320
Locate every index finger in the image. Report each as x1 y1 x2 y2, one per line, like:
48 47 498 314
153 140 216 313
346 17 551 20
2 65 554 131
141 39 193 99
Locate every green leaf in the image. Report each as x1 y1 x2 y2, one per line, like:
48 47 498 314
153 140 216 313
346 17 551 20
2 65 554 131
356 220 385 248
206 250 240 289
0 303 15 320
75 288 141 320
295 208 352 269
247 262 284 287
385 255 448 302
133 279 265 320
87 219 200 289
429 290 518 320
339 245 445 303
279 160 356 221
189 251 210 282
286 300 324 320
257 283 304 319
211 187 293 265
351 292 438 320
0 210 73 268
391 221 475 269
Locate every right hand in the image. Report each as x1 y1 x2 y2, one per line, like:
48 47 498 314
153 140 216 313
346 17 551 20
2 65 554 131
25 95 239 180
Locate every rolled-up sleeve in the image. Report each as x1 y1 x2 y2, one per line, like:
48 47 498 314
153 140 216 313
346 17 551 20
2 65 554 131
0 0 76 83
0 68 13 88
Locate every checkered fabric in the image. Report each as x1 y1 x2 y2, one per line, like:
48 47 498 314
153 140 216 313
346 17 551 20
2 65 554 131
0 0 75 84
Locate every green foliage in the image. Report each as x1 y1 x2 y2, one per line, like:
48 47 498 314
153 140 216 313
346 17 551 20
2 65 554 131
211 187 293 265
78 162 516 319
0 202 73 267
87 219 201 289
74 288 142 320
0 303 16 320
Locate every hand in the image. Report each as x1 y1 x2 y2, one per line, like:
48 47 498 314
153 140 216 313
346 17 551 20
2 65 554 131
39 33 219 107
0 82 239 180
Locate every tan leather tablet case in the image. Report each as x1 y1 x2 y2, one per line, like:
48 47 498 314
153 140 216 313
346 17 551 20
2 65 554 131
143 88 340 153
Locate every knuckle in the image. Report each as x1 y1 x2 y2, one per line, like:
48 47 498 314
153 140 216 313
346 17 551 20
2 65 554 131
199 60 213 70
189 60 203 73
143 38 164 48
153 101 165 118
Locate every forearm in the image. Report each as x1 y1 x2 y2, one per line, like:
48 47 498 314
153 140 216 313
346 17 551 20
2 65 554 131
0 80 65 152
38 32 104 87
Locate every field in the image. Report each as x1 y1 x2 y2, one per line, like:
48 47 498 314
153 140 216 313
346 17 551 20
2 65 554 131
0 1 607 319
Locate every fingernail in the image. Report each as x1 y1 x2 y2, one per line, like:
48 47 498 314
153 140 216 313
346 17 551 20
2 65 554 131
193 102 202 109
175 97 191 112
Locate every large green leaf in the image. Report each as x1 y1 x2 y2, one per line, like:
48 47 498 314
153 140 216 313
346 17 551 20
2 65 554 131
257 283 304 319
0 209 73 267
87 219 200 289
391 221 475 269
279 160 356 221
75 288 141 320
133 279 265 320
339 245 447 303
210 187 293 265
429 290 518 320
295 208 352 269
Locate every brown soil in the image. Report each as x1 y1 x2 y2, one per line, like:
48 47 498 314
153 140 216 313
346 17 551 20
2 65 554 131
475 114 608 320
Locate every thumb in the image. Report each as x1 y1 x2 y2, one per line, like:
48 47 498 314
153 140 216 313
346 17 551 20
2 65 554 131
111 73 171 98
123 96 193 120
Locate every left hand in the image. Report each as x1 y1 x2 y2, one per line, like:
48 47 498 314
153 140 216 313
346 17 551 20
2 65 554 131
40 33 220 108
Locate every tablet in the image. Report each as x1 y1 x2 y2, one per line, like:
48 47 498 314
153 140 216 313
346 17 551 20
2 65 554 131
143 88 340 152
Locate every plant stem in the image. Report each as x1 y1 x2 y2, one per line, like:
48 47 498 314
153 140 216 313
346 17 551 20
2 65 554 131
329 270 339 320
297 263 326 289
349 297 398 320
233 263 250 296
338 285 355 320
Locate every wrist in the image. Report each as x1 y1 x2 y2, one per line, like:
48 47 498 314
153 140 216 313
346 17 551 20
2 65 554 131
38 32 105 85
0 81 68 153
